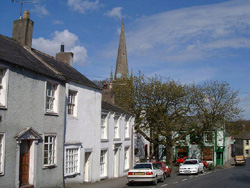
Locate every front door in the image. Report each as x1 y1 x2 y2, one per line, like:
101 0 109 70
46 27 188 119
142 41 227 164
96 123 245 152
216 152 223 166
19 141 30 186
113 148 119 178
84 152 91 182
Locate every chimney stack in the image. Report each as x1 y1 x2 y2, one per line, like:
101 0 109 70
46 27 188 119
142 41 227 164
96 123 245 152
56 44 74 66
12 10 33 48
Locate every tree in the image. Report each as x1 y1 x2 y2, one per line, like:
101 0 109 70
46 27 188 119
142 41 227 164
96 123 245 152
113 74 243 164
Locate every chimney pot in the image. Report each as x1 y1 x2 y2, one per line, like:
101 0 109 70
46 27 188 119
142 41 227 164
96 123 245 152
60 43 64 52
23 11 30 19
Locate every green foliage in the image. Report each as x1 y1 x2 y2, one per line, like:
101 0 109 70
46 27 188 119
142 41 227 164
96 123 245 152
112 73 243 164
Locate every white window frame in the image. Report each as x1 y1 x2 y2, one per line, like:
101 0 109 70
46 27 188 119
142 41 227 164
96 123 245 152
114 115 120 139
65 146 80 176
124 147 130 170
0 67 8 108
0 133 5 175
125 119 130 139
43 134 56 167
68 90 77 117
45 81 59 114
100 149 108 178
101 113 109 139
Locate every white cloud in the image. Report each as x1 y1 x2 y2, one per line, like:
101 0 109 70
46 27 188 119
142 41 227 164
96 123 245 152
32 30 88 66
104 7 123 19
123 0 250 63
67 0 103 14
239 93 250 120
31 5 49 17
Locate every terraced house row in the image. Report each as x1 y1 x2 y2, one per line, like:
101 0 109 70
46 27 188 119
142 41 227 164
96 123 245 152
0 11 134 188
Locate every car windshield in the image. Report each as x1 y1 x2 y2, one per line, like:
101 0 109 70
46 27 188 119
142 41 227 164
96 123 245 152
153 163 161 169
184 160 198 164
134 164 152 169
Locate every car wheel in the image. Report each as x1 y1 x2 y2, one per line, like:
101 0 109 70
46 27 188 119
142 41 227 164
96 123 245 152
128 181 134 186
152 177 158 185
160 175 164 182
201 167 204 174
164 173 167 179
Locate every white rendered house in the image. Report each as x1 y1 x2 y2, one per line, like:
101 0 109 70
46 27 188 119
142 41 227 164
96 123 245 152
100 101 134 179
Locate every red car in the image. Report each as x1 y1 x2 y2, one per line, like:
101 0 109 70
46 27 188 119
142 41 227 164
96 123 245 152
177 156 208 168
176 156 188 164
152 162 172 179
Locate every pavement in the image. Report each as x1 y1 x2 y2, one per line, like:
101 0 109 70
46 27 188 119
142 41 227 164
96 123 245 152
66 158 235 188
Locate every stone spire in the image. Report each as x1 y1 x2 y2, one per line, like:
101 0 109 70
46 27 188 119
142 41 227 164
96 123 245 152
115 18 129 80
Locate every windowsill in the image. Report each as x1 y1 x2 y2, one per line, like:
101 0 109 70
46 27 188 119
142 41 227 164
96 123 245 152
45 111 59 116
64 172 80 178
67 115 78 120
113 138 121 141
101 139 109 142
124 138 130 141
0 106 7 110
124 169 129 172
100 176 108 180
43 164 57 169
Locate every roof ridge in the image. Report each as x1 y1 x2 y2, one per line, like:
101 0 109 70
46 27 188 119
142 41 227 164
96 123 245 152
25 47 63 77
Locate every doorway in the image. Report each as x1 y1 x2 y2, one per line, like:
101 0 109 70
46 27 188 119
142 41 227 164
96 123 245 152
113 148 119 178
19 140 31 186
84 152 91 182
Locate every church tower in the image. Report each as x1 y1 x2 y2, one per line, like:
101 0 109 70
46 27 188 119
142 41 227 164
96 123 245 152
115 19 129 80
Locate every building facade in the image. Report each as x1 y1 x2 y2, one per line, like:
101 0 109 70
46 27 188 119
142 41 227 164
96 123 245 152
100 101 134 179
0 31 66 188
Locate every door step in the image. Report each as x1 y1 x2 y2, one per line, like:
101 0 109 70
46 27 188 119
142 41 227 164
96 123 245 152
20 185 34 188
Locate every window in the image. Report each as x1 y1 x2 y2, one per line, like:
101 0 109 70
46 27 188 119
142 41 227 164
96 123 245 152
68 90 77 116
46 82 58 113
44 135 56 166
178 131 186 142
205 132 213 142
101 113 108 139
65 147 80 175
246 140 249 145
100 150 107 177
114 116 120 139
246 150 249 155
0 68 8 107
0 133 4 174
125 119 130 139
124 147 130 170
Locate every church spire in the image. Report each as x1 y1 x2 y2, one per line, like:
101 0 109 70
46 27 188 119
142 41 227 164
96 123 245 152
115 18 129 80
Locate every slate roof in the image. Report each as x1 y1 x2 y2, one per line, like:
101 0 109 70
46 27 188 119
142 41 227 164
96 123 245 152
0 35 63 81
102 100 132 116
234 132 250 140
32 49 100 90
0 34 100 90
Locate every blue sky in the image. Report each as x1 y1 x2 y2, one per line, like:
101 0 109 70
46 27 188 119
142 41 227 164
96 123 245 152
1 0 250 119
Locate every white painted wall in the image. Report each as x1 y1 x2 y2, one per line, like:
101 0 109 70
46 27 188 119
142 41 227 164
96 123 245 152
101 111 134 179
64 82 102 185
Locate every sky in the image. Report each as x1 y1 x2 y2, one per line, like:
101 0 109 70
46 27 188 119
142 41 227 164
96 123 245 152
1 0 250 119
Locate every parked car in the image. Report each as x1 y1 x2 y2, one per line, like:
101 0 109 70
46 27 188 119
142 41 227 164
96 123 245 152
177 156 208 168
152 161 172 179
127 163 164 185
234 155 246 165
179 159 204 174
176 156 188 164
202 161 209 168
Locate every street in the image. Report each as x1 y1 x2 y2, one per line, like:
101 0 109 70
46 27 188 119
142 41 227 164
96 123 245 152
123 162 250 188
